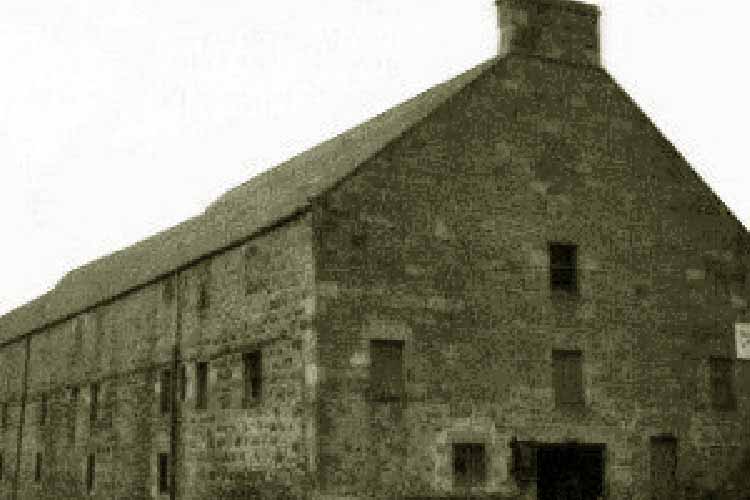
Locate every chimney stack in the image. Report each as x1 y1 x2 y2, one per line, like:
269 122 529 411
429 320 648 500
496 0 601 66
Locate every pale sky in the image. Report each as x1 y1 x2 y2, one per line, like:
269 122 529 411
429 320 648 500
1 0 748 317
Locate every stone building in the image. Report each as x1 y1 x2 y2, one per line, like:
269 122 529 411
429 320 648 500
1 0 749 499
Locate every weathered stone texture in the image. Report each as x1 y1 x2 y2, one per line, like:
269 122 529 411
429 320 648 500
314 55 750 499
0 214 315 500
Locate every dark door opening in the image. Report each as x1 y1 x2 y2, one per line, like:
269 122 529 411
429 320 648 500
537 443 605 500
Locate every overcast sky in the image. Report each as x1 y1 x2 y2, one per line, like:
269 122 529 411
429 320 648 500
1 0 748 316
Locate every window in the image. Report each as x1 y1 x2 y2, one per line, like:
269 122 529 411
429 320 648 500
196 362 208 410
549 243 578 293
650 436 677 499
160 369 171 415
39 393 47 426
453 443 486 488
70 387 79 443
34 452 42 482
553 350 584 407
369 339 404 402
158 453 169 494
197 264 211 317
710 357 736 410
90 383 99 425
86 453 95 493
179 364 186 402
242 351 262 408
1 402 7 430
0 452 3 481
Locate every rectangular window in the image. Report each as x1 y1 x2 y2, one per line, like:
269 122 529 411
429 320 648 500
1 402 7 429
0 452 3 481
34 452 42 482
369 339 404 402
549 243 578 293
197 263 211 317
160 369 171 415
710 357 736 410
86 453 95 493
453 443 486 488
70 387 79 443
196 362 208 410
158 453 169 494
553 350 584 407
39 393 47 426
90 383 99 425
242 351 262 408
179 364 186 402
650 436 677 499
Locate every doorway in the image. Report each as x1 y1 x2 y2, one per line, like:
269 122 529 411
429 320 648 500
537 443 605 500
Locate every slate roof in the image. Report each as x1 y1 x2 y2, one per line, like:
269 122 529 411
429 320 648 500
0 57 499 344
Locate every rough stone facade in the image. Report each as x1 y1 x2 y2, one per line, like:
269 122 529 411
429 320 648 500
314 54 750 500
1 1 749 499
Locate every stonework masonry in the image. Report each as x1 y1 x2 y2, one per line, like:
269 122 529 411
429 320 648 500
1 1 750 499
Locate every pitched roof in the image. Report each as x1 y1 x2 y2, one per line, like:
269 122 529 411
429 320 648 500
0 57 499 344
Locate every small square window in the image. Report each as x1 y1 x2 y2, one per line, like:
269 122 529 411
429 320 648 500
158 453 170 494
90 383 100 425
179 364 186 402
196 362 208 410
86 453 96 493
69 387 79 443
160 369 172 415
242 351 262 408
710 357 736 410
553 350 585 407
549 243 578 293
453 443 486 488
369 339 404 402
34 452 42 482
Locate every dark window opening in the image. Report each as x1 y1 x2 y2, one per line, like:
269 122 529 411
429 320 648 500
86 453 95 493
550 243 578 293
197 264 211 317
243 351 262 408
243 245 258 295
34 452 41 482
710 357 736 410
369 339 404 402
160 369 171 415
650 436 677 500
453 443 486 488
196 362 208 410
553 350 584 407
197 283 209 315
179 364 186 402
158 453 169 494
70 387 79 443
39 393 47 426
1 402 7 429
90 383 99 425
0 452 3 481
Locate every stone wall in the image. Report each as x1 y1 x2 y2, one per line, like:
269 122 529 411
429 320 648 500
314 54 750 500
0 213 316 500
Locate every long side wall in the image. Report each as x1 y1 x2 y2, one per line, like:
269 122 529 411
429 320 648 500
0 213 316 500
314 56 750 500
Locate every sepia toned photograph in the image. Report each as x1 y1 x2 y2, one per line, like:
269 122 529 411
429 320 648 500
1 1 749 499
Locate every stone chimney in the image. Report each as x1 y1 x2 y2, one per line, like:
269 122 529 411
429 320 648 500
496 0 601 66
